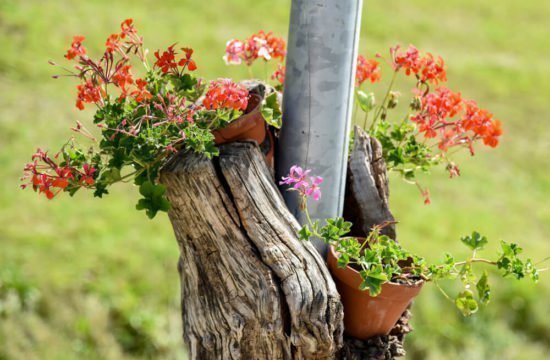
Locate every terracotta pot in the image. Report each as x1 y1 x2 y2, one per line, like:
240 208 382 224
212 94 266 145
326 242 424 340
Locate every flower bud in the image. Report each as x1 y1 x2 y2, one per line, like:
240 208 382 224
387 91 401 109
410 96 422 111
381 108 387 121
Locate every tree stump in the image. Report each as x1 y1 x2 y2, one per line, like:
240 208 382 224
161 128 411 359
161 142 343 359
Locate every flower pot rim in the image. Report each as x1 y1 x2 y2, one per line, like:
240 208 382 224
328 242 425 289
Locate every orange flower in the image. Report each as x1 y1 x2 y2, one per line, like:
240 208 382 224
76 79 104 110
154 45 178 73
482 120 503 148
131 78 152 102
178 48 197 71
65 35 86 60
120 18 137 39
420 53 447 85
203 79 249 111
392 45 421 75
356 55 381 86
106 33 122 53
112 65 134 89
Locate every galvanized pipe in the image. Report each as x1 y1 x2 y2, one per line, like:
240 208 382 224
277 0 362 255
277 0 363 255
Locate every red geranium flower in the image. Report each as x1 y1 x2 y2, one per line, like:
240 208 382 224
391 45 421 75
65 35 87 60
81 163 96 186
120 18 137 39
154 45 178 73
130 78 153 102
76 79 105 110
420 53 447 85
271 64 285 85
178 48 197 71
112 65 134 89
106 33 122 53
203 79 249 111
356 55 381 86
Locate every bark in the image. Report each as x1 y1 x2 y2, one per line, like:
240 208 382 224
161 142 343 359
344 126 396 240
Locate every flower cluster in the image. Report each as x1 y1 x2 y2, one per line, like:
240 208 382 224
154 45 197 75
279 165 323 201
24 20 282 219
203 79 249 111
63 18 153 110
356 55 381 86
64 35 86 60
389 45 447 84
354 44 503 203
411 87 502 153
224 31 286 66
223 31 287 88
76 79 105 110
21 148 96 200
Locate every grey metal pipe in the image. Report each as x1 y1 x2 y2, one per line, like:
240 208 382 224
277 0 363 255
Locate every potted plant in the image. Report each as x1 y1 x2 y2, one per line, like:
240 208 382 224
20 19 283 218
277 45 543 340
280 165 548 340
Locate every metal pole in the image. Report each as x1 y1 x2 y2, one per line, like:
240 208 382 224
277 0 363 255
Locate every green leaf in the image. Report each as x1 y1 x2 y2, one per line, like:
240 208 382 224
136 181 171 219
139 181 155 197
460 231 488 251
476 271 491 305
359 266 388 296
337 253 350 268
261 92 282 128
298 225 312 241
455 289 479 316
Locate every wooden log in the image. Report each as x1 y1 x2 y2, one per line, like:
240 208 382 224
344 126 396 240
161 142 343 359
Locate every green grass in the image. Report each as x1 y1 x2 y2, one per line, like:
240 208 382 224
1 0 549 359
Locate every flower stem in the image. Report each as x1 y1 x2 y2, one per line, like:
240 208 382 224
370 70 398 130
453 258 497 267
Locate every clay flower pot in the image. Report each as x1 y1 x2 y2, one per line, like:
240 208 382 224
212 94 266 145
326 243 424 340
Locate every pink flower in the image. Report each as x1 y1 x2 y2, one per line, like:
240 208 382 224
224 39 244 65
280 166 324 201
280 165 310 188
304 176 323 201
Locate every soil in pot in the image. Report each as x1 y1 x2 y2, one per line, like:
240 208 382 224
212 93 266 145
326 242 424 340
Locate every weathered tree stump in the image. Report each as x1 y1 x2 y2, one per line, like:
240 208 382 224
161 142 343 359
160 128 411 359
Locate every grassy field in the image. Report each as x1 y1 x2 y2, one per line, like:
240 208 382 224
1 0 549 359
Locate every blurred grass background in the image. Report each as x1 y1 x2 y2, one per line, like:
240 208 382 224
1 0 548 359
